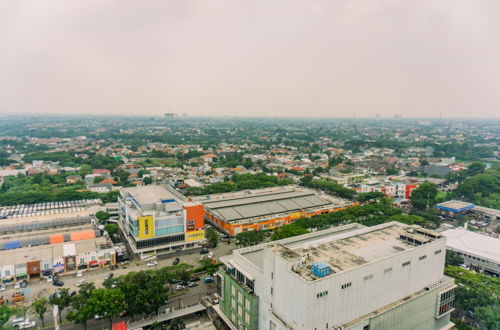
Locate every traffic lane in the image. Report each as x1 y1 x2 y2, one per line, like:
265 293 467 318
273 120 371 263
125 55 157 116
12 240 234 303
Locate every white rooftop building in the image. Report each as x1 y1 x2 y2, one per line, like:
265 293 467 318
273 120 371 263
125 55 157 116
217 222 456 330
442 227 500 277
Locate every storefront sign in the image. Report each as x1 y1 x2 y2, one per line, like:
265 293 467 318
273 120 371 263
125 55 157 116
138 216 155 239
186 230 205 242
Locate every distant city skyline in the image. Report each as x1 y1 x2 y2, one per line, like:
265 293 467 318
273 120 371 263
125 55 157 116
1 0 499 118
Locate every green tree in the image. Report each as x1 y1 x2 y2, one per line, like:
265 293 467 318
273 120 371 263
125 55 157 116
445 266 500 329
78 164 93 176
93 176 105 184
67 281 97 329
95 211 111 223
410 182 438 210
445 250 464 267
31 297 48 327
49 288 72 322
236 230 266 247
143 177 153 185
167 317 186 329
104 223 118 236
117 170 130 183
109 270 169 318
271 225 308 240
474 305 500 330
0 305 14 327
89 288 126 329
199 257 213 268
205 227 219 248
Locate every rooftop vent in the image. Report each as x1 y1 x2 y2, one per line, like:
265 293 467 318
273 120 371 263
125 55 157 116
312 262 331 278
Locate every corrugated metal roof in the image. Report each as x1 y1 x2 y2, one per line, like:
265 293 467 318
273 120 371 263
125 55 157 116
204 190 315 209
209 192 330 222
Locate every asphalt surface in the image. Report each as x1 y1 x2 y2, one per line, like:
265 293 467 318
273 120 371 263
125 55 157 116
4 240 235 329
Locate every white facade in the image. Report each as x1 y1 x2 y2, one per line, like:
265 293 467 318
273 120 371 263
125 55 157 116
220 222 455 330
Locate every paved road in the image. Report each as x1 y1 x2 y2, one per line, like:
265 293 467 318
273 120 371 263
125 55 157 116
4 240 234 329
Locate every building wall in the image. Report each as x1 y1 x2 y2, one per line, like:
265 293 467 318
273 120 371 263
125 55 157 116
220 269 259 330
452 250 500 276
366 282 454 330
247 237 448 329
207 205 353 237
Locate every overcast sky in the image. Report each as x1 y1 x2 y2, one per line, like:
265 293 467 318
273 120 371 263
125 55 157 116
1 0 499 118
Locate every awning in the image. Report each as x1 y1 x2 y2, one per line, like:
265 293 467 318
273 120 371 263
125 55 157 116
4 241 21 250
50 234 64 244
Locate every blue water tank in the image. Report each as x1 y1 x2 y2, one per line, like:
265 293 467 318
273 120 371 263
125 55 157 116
312 262 331 278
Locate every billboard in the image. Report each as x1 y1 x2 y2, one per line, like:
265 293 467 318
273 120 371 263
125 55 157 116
186 230 205 242
138 216 155 239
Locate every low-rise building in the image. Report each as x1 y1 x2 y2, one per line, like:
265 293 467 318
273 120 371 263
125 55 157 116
195 186 353 237
117 185 205 259
216 222 455 330
442 228 500 277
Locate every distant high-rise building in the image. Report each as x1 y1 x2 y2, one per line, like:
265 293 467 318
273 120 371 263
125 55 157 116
375 113 380 119
164 112 176 119
216 222 455 330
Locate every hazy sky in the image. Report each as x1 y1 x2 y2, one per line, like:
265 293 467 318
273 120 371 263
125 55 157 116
1 0 499 118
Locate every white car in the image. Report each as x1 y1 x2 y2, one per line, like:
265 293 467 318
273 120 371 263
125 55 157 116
175 285 186 291
14 282 21 290
77 270 83 277
46 275 52 283
147 261 158 267
76 279 86 287
0 284 6 291
18 320 36 329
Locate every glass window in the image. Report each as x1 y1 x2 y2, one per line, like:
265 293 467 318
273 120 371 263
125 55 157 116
437 288 455 317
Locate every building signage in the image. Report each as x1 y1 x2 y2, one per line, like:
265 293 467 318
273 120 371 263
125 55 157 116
290 212 302 219
186 230 205 242
138 216 155 239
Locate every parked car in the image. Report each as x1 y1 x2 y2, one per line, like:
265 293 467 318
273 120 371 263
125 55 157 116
207 252 214 258
188 281 198 287
12 292 25 302
175 285 186 291
12 318 35 329
199 249 209 254
70 291 77 297
172 258 180 265
190 276 201 282
46 275 52 283
14 282 20 290
19 319 37 329
53 280 64 287
77 270 83 277
11 317 26 327
204 277 213 284
220 236 230 242
105 273 114 280
76 279 86 287
0 284 6 292
147 261 158 267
